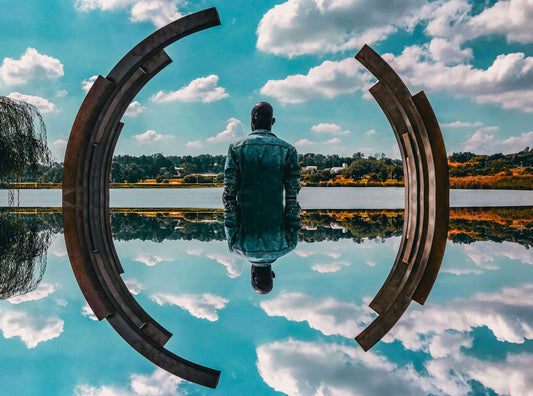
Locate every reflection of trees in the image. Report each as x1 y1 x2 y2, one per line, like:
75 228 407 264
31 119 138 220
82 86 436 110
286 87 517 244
0 213 53 300
109 208 533 248
449 207 533 248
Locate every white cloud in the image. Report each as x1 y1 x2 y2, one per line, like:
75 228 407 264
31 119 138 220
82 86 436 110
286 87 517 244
56 89 68 97
74 368 183 396
206 118 245 143
130 0 182 28
428 37 473 64
81 75 98 93
295 137 342 148
311 123 350 135
311 261 350 273
257 339 436 396
365 129 377 135
81 303 98 321
441 120 483 128
463 129 533 154
132 252 172 266
186 141 204 149
0 48 63 86
124 279 144 295
0 310 63 348
385 46 533 112
130 368 183 395
150 75 228 103
7 92 57 114
260 58 371 104
151 293 229 321
75 0 183 28
261 292 373 337
206 252 245 279
124 101 145 117
256 0 436 57
7 283 56 304
133 130 173 144
51 139 68 161
294 139 314 147
467 0 533 44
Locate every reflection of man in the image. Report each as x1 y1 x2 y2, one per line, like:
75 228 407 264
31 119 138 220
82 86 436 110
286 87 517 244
223 102 301 293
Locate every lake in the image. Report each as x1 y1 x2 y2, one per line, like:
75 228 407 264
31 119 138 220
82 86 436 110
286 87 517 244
1 187 533 208
0 194 532 395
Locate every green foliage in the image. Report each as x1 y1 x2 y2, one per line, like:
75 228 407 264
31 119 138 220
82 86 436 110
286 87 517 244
0 96 51 182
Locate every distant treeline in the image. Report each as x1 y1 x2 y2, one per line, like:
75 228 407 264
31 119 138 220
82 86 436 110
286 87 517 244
7 148 533 188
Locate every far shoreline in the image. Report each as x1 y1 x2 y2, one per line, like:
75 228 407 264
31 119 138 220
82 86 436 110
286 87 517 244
2 180 533 190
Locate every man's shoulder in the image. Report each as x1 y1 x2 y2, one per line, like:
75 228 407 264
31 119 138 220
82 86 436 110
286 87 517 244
233 132 296 151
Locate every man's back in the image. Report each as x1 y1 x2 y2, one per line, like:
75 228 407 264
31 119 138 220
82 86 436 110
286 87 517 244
226 129 299 212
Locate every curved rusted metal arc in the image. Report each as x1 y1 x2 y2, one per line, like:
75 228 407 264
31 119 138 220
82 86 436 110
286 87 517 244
411 91 449 304
63 8 221 388
353 45 448 351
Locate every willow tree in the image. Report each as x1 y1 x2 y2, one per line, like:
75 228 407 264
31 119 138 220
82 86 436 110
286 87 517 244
0 214 52 300
0 96 51 183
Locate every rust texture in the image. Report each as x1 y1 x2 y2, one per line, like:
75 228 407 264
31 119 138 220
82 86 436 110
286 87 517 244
354 45 449 351
62 8 221 388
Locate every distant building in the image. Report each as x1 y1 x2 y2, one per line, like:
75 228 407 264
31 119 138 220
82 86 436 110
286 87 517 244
302 166 318 172
329 163 347 174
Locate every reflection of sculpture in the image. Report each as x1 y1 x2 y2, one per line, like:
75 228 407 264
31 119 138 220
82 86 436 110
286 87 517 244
62 8 221 389
0 213 51 300
353 45 449 351
222 102 301 293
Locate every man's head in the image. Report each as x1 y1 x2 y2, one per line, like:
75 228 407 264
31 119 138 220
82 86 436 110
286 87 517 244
251 263 276 294
251 102 275 131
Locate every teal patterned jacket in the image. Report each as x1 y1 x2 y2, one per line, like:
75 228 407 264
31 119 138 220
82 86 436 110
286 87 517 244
223 129 301 263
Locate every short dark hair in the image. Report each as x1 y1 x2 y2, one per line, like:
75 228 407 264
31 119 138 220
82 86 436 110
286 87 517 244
251 264 275 294
251 102 274 130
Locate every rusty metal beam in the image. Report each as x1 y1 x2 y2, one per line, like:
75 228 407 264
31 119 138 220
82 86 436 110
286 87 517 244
354 44 449 351
62 8 221 388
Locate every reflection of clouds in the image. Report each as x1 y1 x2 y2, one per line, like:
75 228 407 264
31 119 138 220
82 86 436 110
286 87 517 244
257 337 533 396
462 241 533 271
441 268 483 275
132 252 172 267
7 282 56 304
186 248 203 256
0 310 63 348
81 303 98 321
261 292 373 337
124 279 144 295
257 339 433 396
206 253 245 279
151 293 228 322
75 368 183 396
295 249 340 258
311 261 350 273
49 236 67 257
386 284 533 350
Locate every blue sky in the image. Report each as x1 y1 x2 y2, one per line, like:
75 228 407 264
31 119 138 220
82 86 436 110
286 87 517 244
1 0 533 160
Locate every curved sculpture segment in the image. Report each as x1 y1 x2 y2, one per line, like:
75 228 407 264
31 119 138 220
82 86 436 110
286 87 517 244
62 8 221 388
354 45 449 351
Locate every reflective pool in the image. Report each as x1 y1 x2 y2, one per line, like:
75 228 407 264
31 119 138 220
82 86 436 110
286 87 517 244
0 207 532 395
